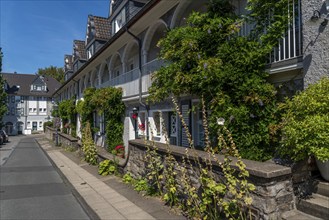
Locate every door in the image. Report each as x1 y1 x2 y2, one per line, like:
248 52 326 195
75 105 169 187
180 101 191 147
5 122 13 135
32 122 37 131
169 112 177 145
17 122 23 134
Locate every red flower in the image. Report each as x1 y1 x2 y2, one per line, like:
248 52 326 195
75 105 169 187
138 123 145 131
115 145 124 151
132 113 138 119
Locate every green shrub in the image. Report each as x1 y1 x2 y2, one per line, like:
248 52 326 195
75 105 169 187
98 159 117 176
280 78 329 162
82 122 98 165
122 172 134 184
43 121 53 131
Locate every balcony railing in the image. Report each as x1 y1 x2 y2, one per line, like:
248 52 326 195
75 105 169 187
100 59 165 98
270 0 302 63
239 0 302 64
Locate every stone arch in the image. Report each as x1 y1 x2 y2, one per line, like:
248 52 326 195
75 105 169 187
109 52 123 79
80 75 85 94
100 62 110 84
142 19 168 63
170 0 207 29
90 69 97 87
85 72 92 88
122 40 139 71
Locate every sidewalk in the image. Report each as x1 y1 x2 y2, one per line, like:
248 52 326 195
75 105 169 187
35 136 185 220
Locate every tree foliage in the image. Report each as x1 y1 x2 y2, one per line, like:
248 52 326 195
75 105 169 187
0 48 7 127
37 65 64 83
149 0 291 161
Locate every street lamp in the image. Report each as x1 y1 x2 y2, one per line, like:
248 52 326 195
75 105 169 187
132 107 139 139
52 104 60 146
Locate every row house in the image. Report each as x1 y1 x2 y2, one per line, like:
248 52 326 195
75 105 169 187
53 0 329 148
2 73 60 135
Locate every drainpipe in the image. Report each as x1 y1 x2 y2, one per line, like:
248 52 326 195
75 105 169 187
126 27 149 140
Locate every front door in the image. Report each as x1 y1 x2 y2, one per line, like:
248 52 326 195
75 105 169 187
32 122 37 131
169 112 177 145
5 122 13 135
180 101 191 147
17 122 23 134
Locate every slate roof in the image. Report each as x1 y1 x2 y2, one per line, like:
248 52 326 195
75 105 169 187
73 40 87 61
93 16 111 40
1 73 61 97
86 15 111 45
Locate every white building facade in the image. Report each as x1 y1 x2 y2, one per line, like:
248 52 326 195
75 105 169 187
2 73 60 135
54 0 329 148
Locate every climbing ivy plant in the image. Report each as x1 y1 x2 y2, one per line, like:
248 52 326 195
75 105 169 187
58 97 77 136
149 0 292 161
75 87 125 152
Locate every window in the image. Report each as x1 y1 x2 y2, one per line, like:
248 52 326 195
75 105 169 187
39 108 43 112
33 108 36 112
16 108 21 115
21 108 24 115
43 108 47 112
39 121 43 127
11 96 15 103
29 108 33 112
87 44 95 59
153 112 161 136
20 96 24 103
112 7 126 34
11 107 15 115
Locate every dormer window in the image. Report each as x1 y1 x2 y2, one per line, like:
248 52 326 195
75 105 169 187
87 43 95 59
31 84 47 92
112 7 126 34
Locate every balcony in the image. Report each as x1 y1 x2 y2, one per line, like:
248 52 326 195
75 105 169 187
240 0 302 65
100 59 165 98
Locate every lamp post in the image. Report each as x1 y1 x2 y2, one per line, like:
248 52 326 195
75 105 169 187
132 107 139 139
52 103 59 146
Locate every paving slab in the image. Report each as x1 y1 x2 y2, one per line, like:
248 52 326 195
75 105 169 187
36 137 185 220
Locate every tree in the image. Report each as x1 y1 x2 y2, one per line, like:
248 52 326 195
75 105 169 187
0 48 7 128
149 0 292 161
37 65 64 83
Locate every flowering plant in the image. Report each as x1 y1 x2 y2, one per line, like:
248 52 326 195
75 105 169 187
132 113 138 119
138 123 145 131
112 145 125 158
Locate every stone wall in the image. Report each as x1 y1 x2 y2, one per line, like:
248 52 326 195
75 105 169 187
45 126 80 149
44 127 297 219
128 140 295 220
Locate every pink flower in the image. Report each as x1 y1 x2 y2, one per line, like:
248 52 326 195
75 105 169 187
132 113 138 119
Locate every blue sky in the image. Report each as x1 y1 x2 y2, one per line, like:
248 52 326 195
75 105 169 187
0 0 109 74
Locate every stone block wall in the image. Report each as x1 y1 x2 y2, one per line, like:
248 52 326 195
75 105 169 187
45 126 79 149
128 140 295 220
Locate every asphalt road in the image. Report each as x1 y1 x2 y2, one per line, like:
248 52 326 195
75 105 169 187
0 135 90 220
